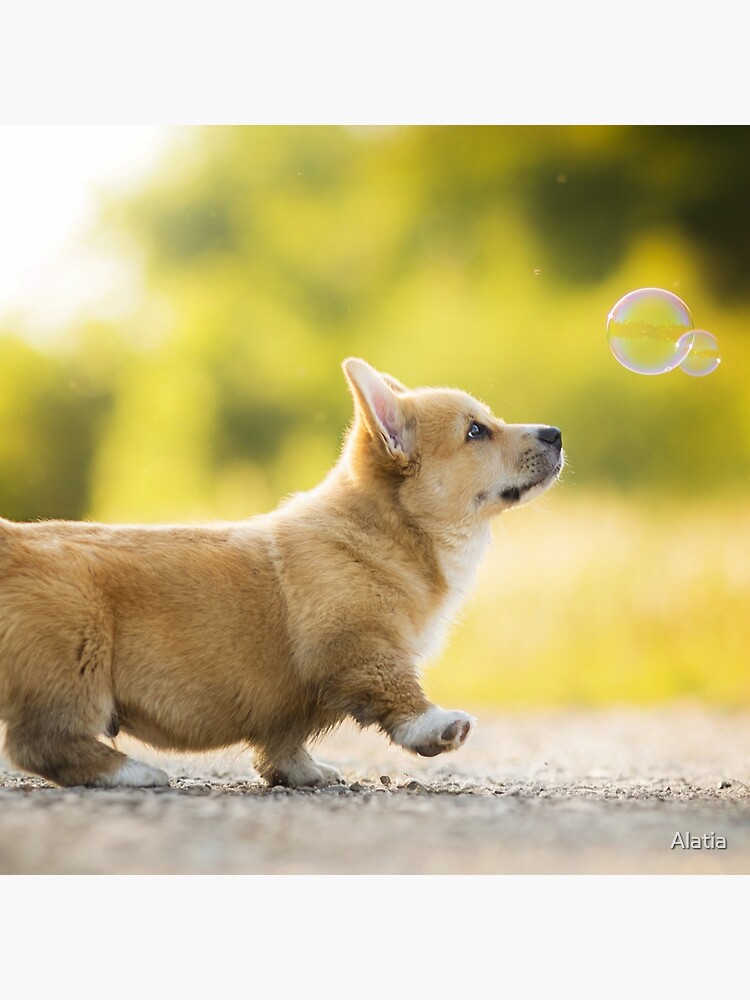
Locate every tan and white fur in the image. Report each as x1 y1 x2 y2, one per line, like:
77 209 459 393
0 359 563 788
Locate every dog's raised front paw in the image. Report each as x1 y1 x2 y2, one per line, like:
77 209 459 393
392 706 476 757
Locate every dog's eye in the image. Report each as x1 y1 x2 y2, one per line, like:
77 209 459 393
467 421 489 441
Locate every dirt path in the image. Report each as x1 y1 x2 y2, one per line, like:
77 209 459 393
2 706 750 874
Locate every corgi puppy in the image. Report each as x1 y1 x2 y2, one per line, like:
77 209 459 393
0 358 563 788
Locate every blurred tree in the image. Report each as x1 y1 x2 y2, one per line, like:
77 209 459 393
517 125 750 296
0 326 120 520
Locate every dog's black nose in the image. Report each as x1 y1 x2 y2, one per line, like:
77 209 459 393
537 426 562 449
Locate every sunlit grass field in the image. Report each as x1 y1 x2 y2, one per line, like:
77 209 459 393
426 492 750 710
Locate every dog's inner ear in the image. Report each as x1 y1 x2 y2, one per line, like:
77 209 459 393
342 358 416 466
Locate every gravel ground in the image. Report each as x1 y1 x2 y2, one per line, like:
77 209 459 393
2 705 750 875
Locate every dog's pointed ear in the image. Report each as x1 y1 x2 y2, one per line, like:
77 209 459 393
380 372 408 394
342 358 416 467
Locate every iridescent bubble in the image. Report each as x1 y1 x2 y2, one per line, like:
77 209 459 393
607 288 694 375
678 330 721 377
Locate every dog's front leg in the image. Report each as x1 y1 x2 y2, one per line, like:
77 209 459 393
253 744 344 788
342 656 477 758
390 704 477 757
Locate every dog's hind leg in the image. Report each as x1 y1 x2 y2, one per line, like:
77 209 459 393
4 719 169 787
1 587 169 787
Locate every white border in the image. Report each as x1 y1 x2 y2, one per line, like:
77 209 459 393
0 2 745 125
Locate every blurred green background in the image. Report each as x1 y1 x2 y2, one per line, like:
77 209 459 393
2 126 749 708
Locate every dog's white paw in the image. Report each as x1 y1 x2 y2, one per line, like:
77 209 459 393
91 758 170 788
315 761 345 786
265 752 344 788
392 706 476 757
100 759 171 787
284 759 343 788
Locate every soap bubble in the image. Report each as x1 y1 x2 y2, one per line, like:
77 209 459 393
678 330 721 377
607 288 694 375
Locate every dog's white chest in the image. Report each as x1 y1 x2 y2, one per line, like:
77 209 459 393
413 525 492 664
